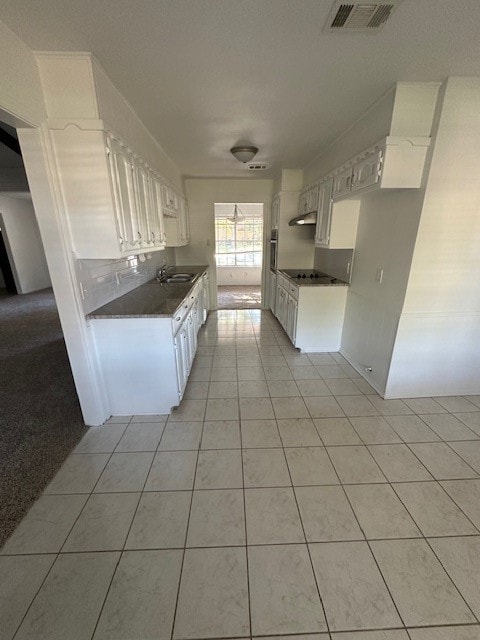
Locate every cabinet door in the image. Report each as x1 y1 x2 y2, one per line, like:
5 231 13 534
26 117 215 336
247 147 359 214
298 191 307 215
306 183 319 213
269 272 277 314
203 273 210 319
105 136 125 250
109 140 138 250
315 179 333 247
186 312 197 370
179 198 190 244
351 149 382 193
174 327 188 397
149 175 166 247
332 166 353 199
271 195 280 230
281 289 288 331
133 160 152 247
277 286 287 330
286 295 298 343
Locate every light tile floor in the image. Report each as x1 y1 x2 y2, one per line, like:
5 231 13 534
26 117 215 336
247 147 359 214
2 309 480 640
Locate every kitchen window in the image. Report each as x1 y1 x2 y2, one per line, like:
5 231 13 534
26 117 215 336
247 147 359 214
215 205 263 267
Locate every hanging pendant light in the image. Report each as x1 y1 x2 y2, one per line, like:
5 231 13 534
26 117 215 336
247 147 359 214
227 204 245 224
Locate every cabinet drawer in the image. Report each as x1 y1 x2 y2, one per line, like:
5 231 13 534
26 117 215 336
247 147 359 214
288 283 299 300
172 301 191 334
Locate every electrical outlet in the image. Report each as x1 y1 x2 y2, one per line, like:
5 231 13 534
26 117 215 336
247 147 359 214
376 268 384 284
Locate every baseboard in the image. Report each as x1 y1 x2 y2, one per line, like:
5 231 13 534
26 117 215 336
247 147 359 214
339 350 386 398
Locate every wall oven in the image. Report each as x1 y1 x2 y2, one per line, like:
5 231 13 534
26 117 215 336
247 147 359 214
269 229 278 270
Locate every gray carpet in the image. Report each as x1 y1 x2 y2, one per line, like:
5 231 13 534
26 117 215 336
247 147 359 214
0 288 87 546
217 285 262 309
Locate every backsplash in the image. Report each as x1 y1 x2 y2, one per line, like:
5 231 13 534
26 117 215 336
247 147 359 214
314 247 354 283
77 248 175 314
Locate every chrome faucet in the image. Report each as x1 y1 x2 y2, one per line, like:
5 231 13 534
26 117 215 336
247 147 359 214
158 264 173 279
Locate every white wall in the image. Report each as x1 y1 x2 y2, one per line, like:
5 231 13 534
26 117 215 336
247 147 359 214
176 179 274 308
0 21 46 128
299 82 440 394
77 248 174 314
0 194 51 293
35 54 183 191
341 188 426 391
303 82 438 184
2 44 185 425
217 267 262 286
92 61 182 190
386 77 480 397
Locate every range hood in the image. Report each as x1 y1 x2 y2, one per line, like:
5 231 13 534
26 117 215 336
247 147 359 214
288 211 317 226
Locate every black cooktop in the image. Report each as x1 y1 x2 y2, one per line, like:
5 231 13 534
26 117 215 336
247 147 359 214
281 269 340 283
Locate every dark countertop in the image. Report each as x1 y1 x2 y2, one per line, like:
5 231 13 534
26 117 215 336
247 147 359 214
277 268 349 287
86 265 209 319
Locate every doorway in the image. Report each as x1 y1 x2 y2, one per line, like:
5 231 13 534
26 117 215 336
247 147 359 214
0 120 86 546
214 203 263 309
0 226 17 294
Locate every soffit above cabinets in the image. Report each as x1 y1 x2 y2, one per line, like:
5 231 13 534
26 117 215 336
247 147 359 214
1 1 480 177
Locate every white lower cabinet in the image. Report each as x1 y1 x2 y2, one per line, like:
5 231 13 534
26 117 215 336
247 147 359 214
286 294 298 343
274 275 348 352
91 271 209 416
269 270 277 314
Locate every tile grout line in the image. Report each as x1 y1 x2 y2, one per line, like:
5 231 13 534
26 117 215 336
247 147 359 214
88 417 161 640
387 482 480 626
319 434 409 633
6 310 480 638
168 399 207 640
333 461 410 632
394 440 480 535
240 319 253 640
318 397 480 627
3 531 480 559
9 419 133 640
276 417 332 638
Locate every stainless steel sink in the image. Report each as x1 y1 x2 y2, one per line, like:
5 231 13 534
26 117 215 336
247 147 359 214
160 273 196 283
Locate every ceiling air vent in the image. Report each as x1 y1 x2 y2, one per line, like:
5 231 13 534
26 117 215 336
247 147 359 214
247 162 268 171
325 0 402 32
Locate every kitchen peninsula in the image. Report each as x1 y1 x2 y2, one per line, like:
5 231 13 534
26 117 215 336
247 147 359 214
87 266 210 416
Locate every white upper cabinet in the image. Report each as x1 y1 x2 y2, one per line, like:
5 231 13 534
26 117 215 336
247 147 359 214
298 182 319 215
315 178 333 248
50 125 185 258
329 136 430 202
316 178 360 250
332 165 353 200
132 157 152 247
271 194 280 230
106 136 137 251
164 195 190 247
351 148 382 193
149 174 167 247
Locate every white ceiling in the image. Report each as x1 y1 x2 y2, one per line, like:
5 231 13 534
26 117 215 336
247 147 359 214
1 0 480 178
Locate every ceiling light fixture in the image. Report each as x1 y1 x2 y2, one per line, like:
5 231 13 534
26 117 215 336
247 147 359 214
230 145 259 163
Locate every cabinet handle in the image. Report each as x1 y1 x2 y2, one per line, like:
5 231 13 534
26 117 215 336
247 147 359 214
119 236 123 245
137 231 142 240
176 316 181 321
